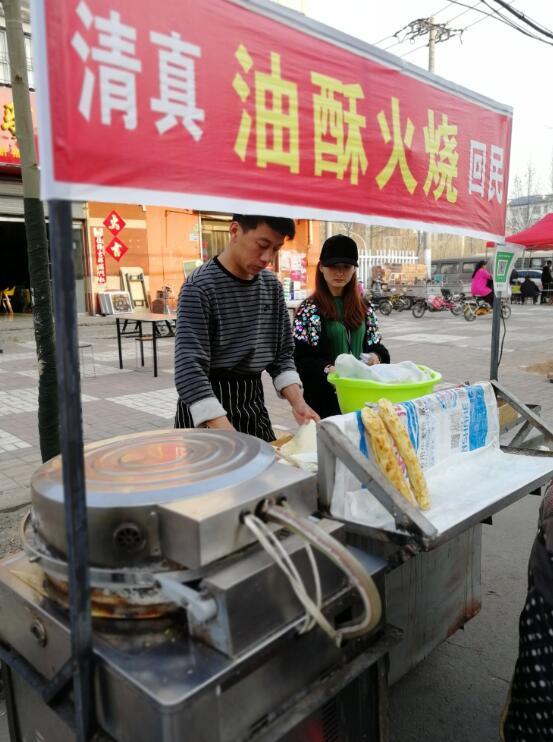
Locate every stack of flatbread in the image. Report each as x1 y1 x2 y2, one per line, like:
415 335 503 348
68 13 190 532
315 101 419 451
361 399 430 510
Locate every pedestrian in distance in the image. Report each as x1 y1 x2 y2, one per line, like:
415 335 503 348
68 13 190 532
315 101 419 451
293 234 390 419
521 276 540 305
541 260 553 304
174 214 319 441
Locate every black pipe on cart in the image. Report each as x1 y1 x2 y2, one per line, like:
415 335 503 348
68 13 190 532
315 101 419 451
49 200 95 740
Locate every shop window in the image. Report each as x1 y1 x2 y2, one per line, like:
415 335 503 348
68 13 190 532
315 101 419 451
0 31 34 87
0 31 10 85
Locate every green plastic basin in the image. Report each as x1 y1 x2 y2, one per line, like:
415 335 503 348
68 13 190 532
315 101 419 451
327 365 442 413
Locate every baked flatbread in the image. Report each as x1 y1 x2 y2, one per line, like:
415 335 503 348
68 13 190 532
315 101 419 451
361 407 417 506
377 398 430 510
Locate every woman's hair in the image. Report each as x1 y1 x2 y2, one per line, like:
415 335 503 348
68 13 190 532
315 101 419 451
311 264 365 329
472 260 487 278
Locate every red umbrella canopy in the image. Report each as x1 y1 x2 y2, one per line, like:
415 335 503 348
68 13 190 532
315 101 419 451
505 212 553 249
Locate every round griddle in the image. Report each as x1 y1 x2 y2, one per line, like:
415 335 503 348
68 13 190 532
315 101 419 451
31 429 275 567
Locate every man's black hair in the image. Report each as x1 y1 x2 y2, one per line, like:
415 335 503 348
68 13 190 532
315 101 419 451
232 214 295 240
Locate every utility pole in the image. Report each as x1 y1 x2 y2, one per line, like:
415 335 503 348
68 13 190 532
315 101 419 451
422 18 436 276
428 16 436 73
2 0 59 461
393 15 463 277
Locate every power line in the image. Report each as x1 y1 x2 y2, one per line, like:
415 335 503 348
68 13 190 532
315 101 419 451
447 0 553 46
488 0 553 40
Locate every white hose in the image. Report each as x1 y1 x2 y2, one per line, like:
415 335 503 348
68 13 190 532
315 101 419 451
261 502 382 643
243 513 337 641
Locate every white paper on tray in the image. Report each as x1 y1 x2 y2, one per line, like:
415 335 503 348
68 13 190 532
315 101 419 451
335 445 553 535
327 381 553 536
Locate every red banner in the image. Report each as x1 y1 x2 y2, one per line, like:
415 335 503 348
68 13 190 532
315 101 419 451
32 0 512 240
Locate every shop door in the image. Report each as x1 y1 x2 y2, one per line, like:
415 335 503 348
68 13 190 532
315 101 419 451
72 227 86 314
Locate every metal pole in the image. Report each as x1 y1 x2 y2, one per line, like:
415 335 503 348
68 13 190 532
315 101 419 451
490 294 501 380
49 200 94 740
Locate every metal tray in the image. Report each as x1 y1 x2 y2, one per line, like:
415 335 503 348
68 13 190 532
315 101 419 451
317 382 553 550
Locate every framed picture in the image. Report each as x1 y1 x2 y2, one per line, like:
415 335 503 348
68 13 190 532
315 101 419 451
98 290 132 315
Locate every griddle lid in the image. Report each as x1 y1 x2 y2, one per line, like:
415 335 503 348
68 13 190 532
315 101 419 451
32 429 276 508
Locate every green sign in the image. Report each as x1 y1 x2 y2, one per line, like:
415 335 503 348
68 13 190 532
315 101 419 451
493 244 523 296
494 251 514 282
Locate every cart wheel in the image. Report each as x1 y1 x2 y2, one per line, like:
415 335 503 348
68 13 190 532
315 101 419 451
412 301 426 318
501 304 512 320
464 305 477 321
379 300 392 316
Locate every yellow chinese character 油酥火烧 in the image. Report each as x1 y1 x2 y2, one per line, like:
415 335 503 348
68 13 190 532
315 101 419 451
423 109 458 203
233 44 299 173
375 97 417 194
311 72 368 185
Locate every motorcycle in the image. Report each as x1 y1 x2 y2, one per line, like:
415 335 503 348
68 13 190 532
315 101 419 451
377 294 409 315
412 291 464 318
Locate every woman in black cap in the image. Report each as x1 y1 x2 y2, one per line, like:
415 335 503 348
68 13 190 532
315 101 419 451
293 234 390 418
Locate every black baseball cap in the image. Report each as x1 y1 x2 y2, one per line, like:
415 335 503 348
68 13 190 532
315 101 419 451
319 234 358 267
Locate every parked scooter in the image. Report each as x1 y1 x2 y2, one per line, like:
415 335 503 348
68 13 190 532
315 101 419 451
412 289 464 318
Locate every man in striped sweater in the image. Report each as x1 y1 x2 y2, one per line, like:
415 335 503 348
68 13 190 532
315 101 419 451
175 215 319 441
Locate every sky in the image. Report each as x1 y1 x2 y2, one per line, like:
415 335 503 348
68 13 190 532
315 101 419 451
294 0 553 198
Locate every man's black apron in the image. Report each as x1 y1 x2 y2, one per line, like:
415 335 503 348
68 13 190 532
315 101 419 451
175 370 275 442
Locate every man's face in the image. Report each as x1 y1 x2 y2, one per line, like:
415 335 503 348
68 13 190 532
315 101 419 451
229 221 286 276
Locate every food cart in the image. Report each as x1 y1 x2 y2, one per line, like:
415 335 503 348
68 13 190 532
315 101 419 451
1 0 550 740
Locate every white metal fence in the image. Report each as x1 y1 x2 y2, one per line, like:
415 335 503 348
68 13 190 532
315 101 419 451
358 250 418 287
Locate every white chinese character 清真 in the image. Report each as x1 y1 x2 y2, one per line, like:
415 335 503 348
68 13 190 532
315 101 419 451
468 140 486 197
150 30 204 140
488 145 504 203
71 1 142 130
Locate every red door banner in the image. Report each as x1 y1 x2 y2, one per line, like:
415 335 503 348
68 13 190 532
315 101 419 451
31 0 512 240
92 226 106 284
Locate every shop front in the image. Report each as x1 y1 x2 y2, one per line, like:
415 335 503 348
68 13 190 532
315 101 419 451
85 204 321 315
0 85 87 315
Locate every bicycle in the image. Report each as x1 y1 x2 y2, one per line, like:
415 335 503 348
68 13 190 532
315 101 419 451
463 297 511 322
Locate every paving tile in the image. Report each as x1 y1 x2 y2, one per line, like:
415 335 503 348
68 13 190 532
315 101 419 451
0 388 98 416
0 429 31 454
106 388 178 419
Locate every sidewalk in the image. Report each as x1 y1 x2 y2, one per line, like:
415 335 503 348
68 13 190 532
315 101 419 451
1 304 553 741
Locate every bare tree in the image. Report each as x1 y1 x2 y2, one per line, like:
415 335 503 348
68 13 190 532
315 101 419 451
506 162 542 234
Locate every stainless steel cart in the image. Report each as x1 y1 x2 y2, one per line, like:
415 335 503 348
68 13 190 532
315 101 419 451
316 382 553 682
0 428 395 742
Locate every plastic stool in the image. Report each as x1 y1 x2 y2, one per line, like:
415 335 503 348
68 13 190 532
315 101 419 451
79 343 96 378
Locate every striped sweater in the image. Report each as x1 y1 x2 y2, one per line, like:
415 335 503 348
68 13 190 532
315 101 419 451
175 257 300 426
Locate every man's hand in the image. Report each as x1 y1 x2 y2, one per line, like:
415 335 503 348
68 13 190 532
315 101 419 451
291 400 320 426
281 384 320 425
205 415 235 431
